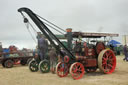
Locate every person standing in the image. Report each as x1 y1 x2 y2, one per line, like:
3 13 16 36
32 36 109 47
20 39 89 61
49 47 57 73
123 45 128 61
37 32 48 60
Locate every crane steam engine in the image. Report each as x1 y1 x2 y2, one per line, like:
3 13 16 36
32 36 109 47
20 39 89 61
18 7 118 80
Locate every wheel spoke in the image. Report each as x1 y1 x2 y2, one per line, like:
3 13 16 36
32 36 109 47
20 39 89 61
105 53 109 58
102 59 107 64
109 59 113 63
78 67 81 71
108 55 112 59
108 64 113 69
103 57 107 60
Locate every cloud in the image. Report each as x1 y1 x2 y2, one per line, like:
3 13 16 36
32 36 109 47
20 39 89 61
0 0 128 48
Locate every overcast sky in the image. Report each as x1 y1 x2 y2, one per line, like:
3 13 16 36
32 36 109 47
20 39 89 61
0 0 128 49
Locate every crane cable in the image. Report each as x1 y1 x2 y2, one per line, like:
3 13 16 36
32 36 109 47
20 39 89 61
27 21 38 36
21 12 65 35
21 12 37 43
21 12 66 42
43 22 65 35
36 14 66 33
24 20 37 43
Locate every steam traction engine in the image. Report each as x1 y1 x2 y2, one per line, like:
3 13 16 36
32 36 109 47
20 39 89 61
56 31 118 79
18 7 118 80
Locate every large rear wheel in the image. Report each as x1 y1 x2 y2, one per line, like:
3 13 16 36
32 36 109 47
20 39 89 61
98 49 116 74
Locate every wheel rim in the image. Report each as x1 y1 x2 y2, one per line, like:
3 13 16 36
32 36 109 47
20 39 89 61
98 49 116 74
27 58 32 64
39 60 50 73
29 60 38 72
70 62 85 80
56 62 69 77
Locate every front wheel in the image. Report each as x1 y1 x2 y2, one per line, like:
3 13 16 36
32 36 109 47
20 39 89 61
39 60 50 73
28 59 38 72
56 62 69 77
70 62 85 80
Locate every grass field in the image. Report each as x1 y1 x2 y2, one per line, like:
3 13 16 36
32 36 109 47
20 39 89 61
0 55 128 85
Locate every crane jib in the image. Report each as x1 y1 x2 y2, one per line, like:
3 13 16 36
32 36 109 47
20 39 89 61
18 7 75 60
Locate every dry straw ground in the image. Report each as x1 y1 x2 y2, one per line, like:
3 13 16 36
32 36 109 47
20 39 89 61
0 55 128 85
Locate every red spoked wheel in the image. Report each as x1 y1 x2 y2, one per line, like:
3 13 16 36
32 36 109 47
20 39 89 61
98 49 116 74
70 62 85 80
96 42 105 54
56 62 69 77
